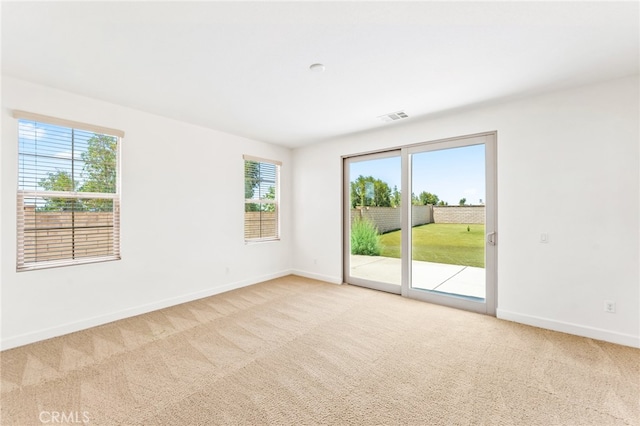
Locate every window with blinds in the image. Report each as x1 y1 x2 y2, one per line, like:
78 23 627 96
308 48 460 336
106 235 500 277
244 156 280 241
15 111 122 271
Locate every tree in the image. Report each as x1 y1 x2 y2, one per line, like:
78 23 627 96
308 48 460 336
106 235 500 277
38 171 82 211
411 191 439 206
37 133 118 211
459 198 467 206
372 179 392 207
245 161 260 199
417 191 439 206
263 185 276 212
80 135 117 193
80 134 117 211
350 175 392 208
390 185 401 208
244 160 261 212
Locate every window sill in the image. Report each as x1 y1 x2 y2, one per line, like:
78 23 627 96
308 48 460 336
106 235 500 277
17 256 121 272
245 238 280 245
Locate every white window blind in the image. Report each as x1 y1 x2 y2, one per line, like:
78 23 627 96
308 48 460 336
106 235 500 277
15 112 122 271
244 156 280 241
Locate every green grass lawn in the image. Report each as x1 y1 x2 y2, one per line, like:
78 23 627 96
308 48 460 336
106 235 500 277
379 223 485 268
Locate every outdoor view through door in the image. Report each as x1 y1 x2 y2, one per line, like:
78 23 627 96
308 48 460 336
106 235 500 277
410 145 486 300
348 153 402 294
344 133 496 315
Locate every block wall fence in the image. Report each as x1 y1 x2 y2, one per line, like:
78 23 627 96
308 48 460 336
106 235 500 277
244 211 277 239
433 205 485 224
22 206 115 262
351 205 485 233
23 206 482 259
23 208 277 259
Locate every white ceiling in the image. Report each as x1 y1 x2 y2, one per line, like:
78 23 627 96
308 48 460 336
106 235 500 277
2 1 638 148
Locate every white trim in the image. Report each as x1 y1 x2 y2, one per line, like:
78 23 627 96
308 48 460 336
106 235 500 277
497 309 640 348
342 131 496 160
291 270 343 285
244 237 281 244
18 190 118 199
18 255 120 272
13 110 124 138
242 154 282 166
1 270 294 351
244 199 276 205
5 275 635 350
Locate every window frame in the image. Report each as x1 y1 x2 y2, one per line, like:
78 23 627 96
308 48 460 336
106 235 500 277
243 155 281 243
14 110 123 271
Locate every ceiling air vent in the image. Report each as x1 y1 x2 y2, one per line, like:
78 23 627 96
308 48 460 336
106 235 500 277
378 110 409 123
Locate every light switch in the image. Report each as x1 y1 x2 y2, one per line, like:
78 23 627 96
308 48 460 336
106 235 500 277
540 233 549 243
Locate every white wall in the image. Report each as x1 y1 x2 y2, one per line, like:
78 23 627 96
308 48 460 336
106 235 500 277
292 75 640 347
1 76 293 349
2 75 638 350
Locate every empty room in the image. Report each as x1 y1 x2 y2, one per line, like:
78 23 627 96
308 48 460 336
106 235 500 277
1 2 639 425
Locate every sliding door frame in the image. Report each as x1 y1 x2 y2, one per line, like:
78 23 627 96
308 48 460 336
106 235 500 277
343 149 402 294
402 133 497 315
342 131 497 316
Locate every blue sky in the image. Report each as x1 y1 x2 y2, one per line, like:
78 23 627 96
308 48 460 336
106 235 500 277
350 144 485 205
18 120 97 191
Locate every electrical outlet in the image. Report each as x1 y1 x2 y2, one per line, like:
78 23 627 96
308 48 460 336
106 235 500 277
604 300 616 313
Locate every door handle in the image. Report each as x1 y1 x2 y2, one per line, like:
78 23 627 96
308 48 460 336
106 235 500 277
487 232 496 245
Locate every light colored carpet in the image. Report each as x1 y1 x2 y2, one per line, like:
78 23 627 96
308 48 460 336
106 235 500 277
1 275 638 425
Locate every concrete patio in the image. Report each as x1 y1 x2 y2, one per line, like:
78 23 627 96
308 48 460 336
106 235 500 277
350 255 485 299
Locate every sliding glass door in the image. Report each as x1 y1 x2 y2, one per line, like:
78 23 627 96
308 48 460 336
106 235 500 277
404 135 496 314
344 133 496 315
344 151 402 294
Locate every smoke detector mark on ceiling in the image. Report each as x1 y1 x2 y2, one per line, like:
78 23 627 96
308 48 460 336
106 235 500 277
378 110 409 123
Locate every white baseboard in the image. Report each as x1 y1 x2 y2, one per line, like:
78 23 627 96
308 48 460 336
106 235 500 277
1 270 293 351
290 269 343 285
10 275 633 351
497 308 640 348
